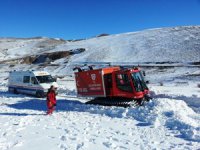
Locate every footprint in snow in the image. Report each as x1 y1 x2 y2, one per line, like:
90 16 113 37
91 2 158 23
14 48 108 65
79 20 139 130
13 141 23 147
64 129 70 133
89 138 96 144
13 123 19 126
103 142 113 148
69 137 77 141
119 145 128 149
47 135 55 139
73 133 78 136
76 142 84 150
112 137 119 142
1 132 7 136
59 143 68 150
60 135 67 141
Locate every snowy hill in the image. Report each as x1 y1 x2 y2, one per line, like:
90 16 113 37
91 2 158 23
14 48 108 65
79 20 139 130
0 26 200 64
64 26 200 63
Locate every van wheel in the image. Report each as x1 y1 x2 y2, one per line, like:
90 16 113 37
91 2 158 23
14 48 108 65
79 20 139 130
36 91 43 98
14 89 18 94
8 88 12 93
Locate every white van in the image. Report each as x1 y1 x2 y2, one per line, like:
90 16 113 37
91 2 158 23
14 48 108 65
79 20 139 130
8 70 58 97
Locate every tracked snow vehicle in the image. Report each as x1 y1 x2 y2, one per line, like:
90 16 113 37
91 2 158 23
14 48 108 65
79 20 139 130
74 65 151 107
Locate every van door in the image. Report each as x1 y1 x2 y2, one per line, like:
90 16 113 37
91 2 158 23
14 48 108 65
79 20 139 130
30 77 39 95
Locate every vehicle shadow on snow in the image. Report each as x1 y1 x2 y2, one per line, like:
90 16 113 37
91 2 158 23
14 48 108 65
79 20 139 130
0 98 82 116
0 112 44 116
0 91 27 98
1 98 142 120
5 99 84 111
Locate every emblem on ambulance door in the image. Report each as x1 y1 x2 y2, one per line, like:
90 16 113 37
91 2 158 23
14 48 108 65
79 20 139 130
91 74 96 81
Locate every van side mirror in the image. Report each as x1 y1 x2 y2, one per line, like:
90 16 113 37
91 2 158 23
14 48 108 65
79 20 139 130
53 78 57 82
34 81 38 84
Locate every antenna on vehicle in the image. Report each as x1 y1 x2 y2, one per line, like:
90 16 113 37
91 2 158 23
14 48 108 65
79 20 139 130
107 62 111 66
88 66 93 70
73 67 82 72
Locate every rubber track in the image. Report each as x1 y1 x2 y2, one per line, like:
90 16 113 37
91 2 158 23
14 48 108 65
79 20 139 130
85 98 145 107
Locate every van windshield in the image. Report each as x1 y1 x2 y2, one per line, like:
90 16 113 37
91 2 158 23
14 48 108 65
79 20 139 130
131 72 148 92
36 75 54 83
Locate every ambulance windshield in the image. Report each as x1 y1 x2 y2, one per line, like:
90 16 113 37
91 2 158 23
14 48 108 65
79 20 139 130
131 72 148 92
36 75 55 83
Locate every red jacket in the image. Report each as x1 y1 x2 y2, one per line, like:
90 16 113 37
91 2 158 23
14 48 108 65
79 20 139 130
47 91 56 108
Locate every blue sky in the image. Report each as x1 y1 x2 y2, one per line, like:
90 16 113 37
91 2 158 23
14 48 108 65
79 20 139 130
0 0 200 39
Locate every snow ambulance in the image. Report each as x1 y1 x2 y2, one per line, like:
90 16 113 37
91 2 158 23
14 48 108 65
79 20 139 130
74 66 151 106
8 70 58 97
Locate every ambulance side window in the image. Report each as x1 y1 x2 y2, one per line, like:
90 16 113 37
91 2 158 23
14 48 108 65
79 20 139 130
31 77 38 85
116 73 132 92
23 76 30 83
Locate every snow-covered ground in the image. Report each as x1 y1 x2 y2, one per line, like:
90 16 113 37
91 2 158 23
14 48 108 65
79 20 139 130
0 26 200 149
0 71 200 150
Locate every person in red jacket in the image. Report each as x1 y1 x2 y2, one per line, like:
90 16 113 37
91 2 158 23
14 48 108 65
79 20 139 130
46 85 57 115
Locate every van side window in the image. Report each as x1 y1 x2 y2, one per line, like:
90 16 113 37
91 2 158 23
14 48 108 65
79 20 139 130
116 73 132 92
23 76 30 83
31 77 38 85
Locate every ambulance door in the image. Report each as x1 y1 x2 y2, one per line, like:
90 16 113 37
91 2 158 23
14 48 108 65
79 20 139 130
104 73 112 96
21 76 31 94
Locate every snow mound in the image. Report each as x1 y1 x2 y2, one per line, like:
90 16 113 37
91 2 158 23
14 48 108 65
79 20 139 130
56 97 200 142
127 99 200 142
